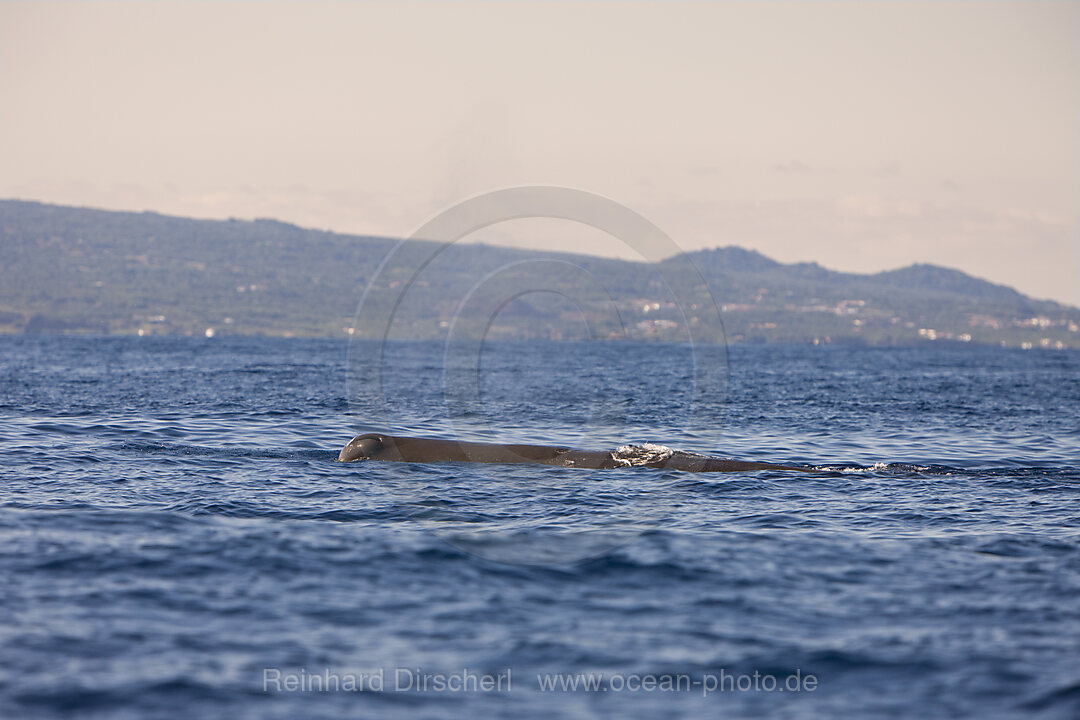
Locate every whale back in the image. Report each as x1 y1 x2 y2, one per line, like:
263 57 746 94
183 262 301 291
337 432 819 473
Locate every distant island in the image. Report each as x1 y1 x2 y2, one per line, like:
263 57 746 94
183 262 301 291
1 199 1077 348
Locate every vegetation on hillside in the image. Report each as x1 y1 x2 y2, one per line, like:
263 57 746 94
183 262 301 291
2 199 1077 348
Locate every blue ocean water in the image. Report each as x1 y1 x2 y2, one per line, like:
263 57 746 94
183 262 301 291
1 335 1078 719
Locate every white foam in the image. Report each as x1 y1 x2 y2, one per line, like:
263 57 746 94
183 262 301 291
611 443 675 467
838 462 889 473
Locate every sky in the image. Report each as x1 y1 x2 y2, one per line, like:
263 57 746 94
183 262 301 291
2 0 1078 306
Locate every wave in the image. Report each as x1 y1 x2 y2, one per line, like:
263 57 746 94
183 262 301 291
106 440 335 463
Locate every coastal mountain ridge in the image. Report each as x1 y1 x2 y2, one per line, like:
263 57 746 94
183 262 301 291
1 199 1076 347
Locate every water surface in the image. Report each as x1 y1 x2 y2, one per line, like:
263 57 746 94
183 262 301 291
1 336 1078 718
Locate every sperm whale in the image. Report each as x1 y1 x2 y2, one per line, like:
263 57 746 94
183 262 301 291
337 433 820 473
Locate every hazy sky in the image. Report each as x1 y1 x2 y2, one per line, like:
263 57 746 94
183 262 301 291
2 1 1077 306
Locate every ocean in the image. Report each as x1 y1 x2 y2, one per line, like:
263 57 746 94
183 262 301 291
1 335 1078 719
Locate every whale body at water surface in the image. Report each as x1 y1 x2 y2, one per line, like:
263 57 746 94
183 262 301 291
337 433 820 473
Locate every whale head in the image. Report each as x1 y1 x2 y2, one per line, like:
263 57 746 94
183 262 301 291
337 433 385 462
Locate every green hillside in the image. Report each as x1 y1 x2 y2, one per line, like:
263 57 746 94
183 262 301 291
1 199 1077 348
